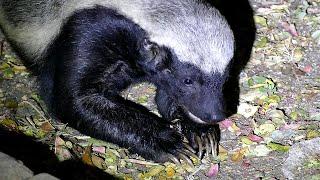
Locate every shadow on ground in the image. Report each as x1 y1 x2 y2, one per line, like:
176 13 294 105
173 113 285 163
208 0 257 116
0 126 117 180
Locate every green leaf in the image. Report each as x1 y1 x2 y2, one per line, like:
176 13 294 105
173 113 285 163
254 16 268 27
255 37 268 48
267 142 290 152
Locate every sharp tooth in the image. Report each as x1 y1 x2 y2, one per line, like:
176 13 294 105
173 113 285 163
187 112 207 124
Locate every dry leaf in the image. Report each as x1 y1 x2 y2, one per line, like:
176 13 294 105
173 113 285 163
231 148 248 162
248 134 264 143
92 155 106 169
82 145 94 166
40 121 55 132
206 164 219 177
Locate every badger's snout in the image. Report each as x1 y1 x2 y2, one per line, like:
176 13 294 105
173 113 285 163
185 95 226 124
187 110 225 124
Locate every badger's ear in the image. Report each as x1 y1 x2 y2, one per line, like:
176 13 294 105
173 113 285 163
138 39 170 73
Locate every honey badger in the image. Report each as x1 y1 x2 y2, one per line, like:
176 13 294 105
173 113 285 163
0 0 234 162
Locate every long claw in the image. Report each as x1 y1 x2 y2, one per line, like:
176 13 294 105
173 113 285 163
179 148 199 160
183 143 196 154
196 135 203 158
212 132 218 156
178 153 194 167
168 154 180 165
204 136 211 156
189 134 198 150
208 133 217 157
211 131 218 142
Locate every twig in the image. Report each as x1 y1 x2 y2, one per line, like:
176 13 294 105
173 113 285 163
124 159 160 166
25 116 36 128
187 164 206 179
21 100 49 121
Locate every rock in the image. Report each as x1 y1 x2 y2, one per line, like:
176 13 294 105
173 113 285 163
282 138 320 179
0 152 59 180
0 152 33 180
29 173 59 180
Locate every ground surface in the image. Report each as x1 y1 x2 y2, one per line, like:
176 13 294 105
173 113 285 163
0 0 319 179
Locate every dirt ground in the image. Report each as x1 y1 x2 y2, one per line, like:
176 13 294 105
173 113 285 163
0 0 319 179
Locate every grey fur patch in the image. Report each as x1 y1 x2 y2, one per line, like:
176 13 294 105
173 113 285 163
0 0 234 73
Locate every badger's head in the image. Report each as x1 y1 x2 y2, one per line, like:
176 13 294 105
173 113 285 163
138 6 234 124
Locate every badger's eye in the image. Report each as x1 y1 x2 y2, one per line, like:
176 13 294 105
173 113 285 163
143 39 153 49
183 78 193 85
143 39 159 57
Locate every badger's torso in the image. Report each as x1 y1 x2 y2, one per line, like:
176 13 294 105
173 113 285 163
0 0 233 74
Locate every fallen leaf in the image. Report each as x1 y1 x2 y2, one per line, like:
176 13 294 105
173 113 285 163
254 123 276 137
206 164 219 177
0 118 18 130
219 145 228 154
240 136 254 145
252 145 272 157
306 130 320 139
218 145 229 161
82 145 94 166
55 137 72 161
92 146 106 154
92 155 106 169
255 37 268 48
303 65 313 73
219 119 233 129
240 90 266 102
55 136 65 147
289 109 309 121
237 103 259 118
229 123 241 135
4 98 18 109
267 110 286 126
281 22 298 36
293 48 304 61
143 165 165 178
165 166 175 178
65 141 73 149
242 159 251 168
40 121 55 132
254 16 268 27
270 130 297 144
105 149 118 164
137 95 148 104
231 148 248 162
267 142 290 152
248 134 264 143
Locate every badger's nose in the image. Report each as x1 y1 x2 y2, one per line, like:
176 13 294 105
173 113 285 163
205 113 225 122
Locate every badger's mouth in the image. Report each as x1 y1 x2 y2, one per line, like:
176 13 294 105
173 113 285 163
187 111 208 124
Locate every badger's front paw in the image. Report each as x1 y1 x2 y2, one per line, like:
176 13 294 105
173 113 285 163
180 123 220 159
150 126 199 166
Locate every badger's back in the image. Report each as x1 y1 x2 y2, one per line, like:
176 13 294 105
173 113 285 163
0 0 233 74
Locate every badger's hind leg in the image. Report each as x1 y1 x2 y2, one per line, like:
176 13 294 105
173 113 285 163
43 6 192 163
